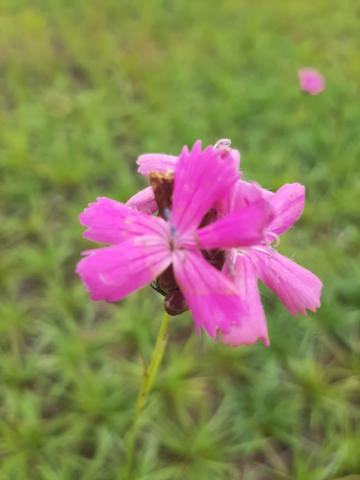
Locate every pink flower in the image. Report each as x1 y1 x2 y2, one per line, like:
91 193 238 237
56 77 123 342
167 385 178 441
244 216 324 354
221 180 323 347
123 140 323 347
76 142 273 338
298 68 325 95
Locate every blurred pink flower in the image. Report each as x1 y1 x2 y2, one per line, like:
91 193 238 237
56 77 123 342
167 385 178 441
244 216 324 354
298 68 325 95
76 142 273 338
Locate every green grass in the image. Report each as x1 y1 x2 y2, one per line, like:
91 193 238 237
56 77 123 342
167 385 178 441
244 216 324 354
1 0 359 478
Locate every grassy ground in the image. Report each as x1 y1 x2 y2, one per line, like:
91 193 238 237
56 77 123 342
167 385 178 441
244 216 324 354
1 1 359 479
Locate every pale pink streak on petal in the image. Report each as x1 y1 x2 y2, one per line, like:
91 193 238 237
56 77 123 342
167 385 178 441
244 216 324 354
196 199 273 250
137 153 178 175
79 197 168 244
172 141 238 234
126 186 158 214
221 255 269 347
268 183 305 235
254 249 323 316
172 250 244 337
76 236 171 302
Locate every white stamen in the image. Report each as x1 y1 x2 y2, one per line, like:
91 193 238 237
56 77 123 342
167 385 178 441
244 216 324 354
265 231 280 248
251 245 275 256
214 138 231 149
228 252 236 276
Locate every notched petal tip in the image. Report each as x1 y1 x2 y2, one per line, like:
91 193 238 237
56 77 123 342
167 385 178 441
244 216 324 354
190 139 202 154
255 249 323 317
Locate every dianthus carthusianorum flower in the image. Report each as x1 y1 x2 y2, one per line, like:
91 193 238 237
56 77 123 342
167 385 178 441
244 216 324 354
124 140 323 347
76 142 273 338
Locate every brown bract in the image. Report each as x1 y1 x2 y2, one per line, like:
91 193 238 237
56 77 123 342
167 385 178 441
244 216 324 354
149 172 174 219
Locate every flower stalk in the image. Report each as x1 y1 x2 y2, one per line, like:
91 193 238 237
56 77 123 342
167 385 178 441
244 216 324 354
125 312 170 479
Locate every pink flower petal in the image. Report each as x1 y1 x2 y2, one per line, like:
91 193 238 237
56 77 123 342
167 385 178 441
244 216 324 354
172 249 244 337
79 197 168 244
254 249 323 316
221 254 269 347
214 142 241 171
171 141 238 234
76 235 171 302
137 153 178 175
196 199 273 250
126 186 158 214
136 145 240 177
231 180 265 211
298 68 325 95
229 148 241 171
217 179 272 217
213 163 245 216
268 183 305 235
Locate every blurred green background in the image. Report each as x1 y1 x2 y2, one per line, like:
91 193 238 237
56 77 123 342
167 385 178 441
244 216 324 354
1 1 359 479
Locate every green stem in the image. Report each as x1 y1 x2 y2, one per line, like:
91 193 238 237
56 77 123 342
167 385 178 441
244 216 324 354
125 312 170 479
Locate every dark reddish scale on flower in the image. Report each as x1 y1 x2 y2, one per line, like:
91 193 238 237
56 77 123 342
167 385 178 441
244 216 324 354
150 173 226 316
153 265 187 315
151 265 187 315
198 209 225 272
199 208 217 228
202 248 226 272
